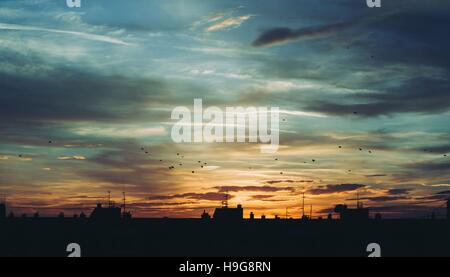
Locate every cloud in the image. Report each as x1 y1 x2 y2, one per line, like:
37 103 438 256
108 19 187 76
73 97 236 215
148 192 231 202
250 195 275 200
416 190 450 201
0 68 176 128
193 8 252 33
364 174 388 178
307 78 450 117
0 23 129 45
353 196 410 203
206 15 252 32
265 179 313 185
252 21 356 48
406 160 450 172
308 184 366 195
386 188 412 195
214 185 295 193
73 126 167 138
57 156 86 161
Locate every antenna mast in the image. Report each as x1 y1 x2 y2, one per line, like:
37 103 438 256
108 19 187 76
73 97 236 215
356 191 362 209
108 191 111 208
122 191 126 214
222 190 229 208
302 192 305 218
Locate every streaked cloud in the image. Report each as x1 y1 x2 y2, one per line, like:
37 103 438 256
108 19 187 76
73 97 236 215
206 15 252 32
57 156 86 161
308 184 366 195
0 22 130 45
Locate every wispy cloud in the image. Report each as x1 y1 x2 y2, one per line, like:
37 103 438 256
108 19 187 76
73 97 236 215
57 156 86 161
206 15 252 32
0 23 130 45
193 8 253 33
308 184 366 195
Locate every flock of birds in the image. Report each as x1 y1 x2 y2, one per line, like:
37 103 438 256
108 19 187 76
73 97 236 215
13 137 449 177
13 132 448 178
139 147 210 174
135 143 448 178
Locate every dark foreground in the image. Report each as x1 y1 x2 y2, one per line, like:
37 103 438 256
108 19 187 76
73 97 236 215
0 218 449 257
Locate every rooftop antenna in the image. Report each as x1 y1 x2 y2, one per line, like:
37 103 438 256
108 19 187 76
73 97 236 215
356 191 363 209
285 208 288 220
222 190 229 208
108 191 111 208
302 192 305 218
122 191 126 214
310 205 312 219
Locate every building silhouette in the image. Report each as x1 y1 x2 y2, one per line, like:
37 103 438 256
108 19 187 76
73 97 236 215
0 202 5 219
334 203 369 221
89 192 131 221
90 203 122 221
212 191 243 221
201 210 211 220
213 204 243 221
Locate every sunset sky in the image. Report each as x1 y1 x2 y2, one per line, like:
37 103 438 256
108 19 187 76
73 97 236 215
0 0 449 219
